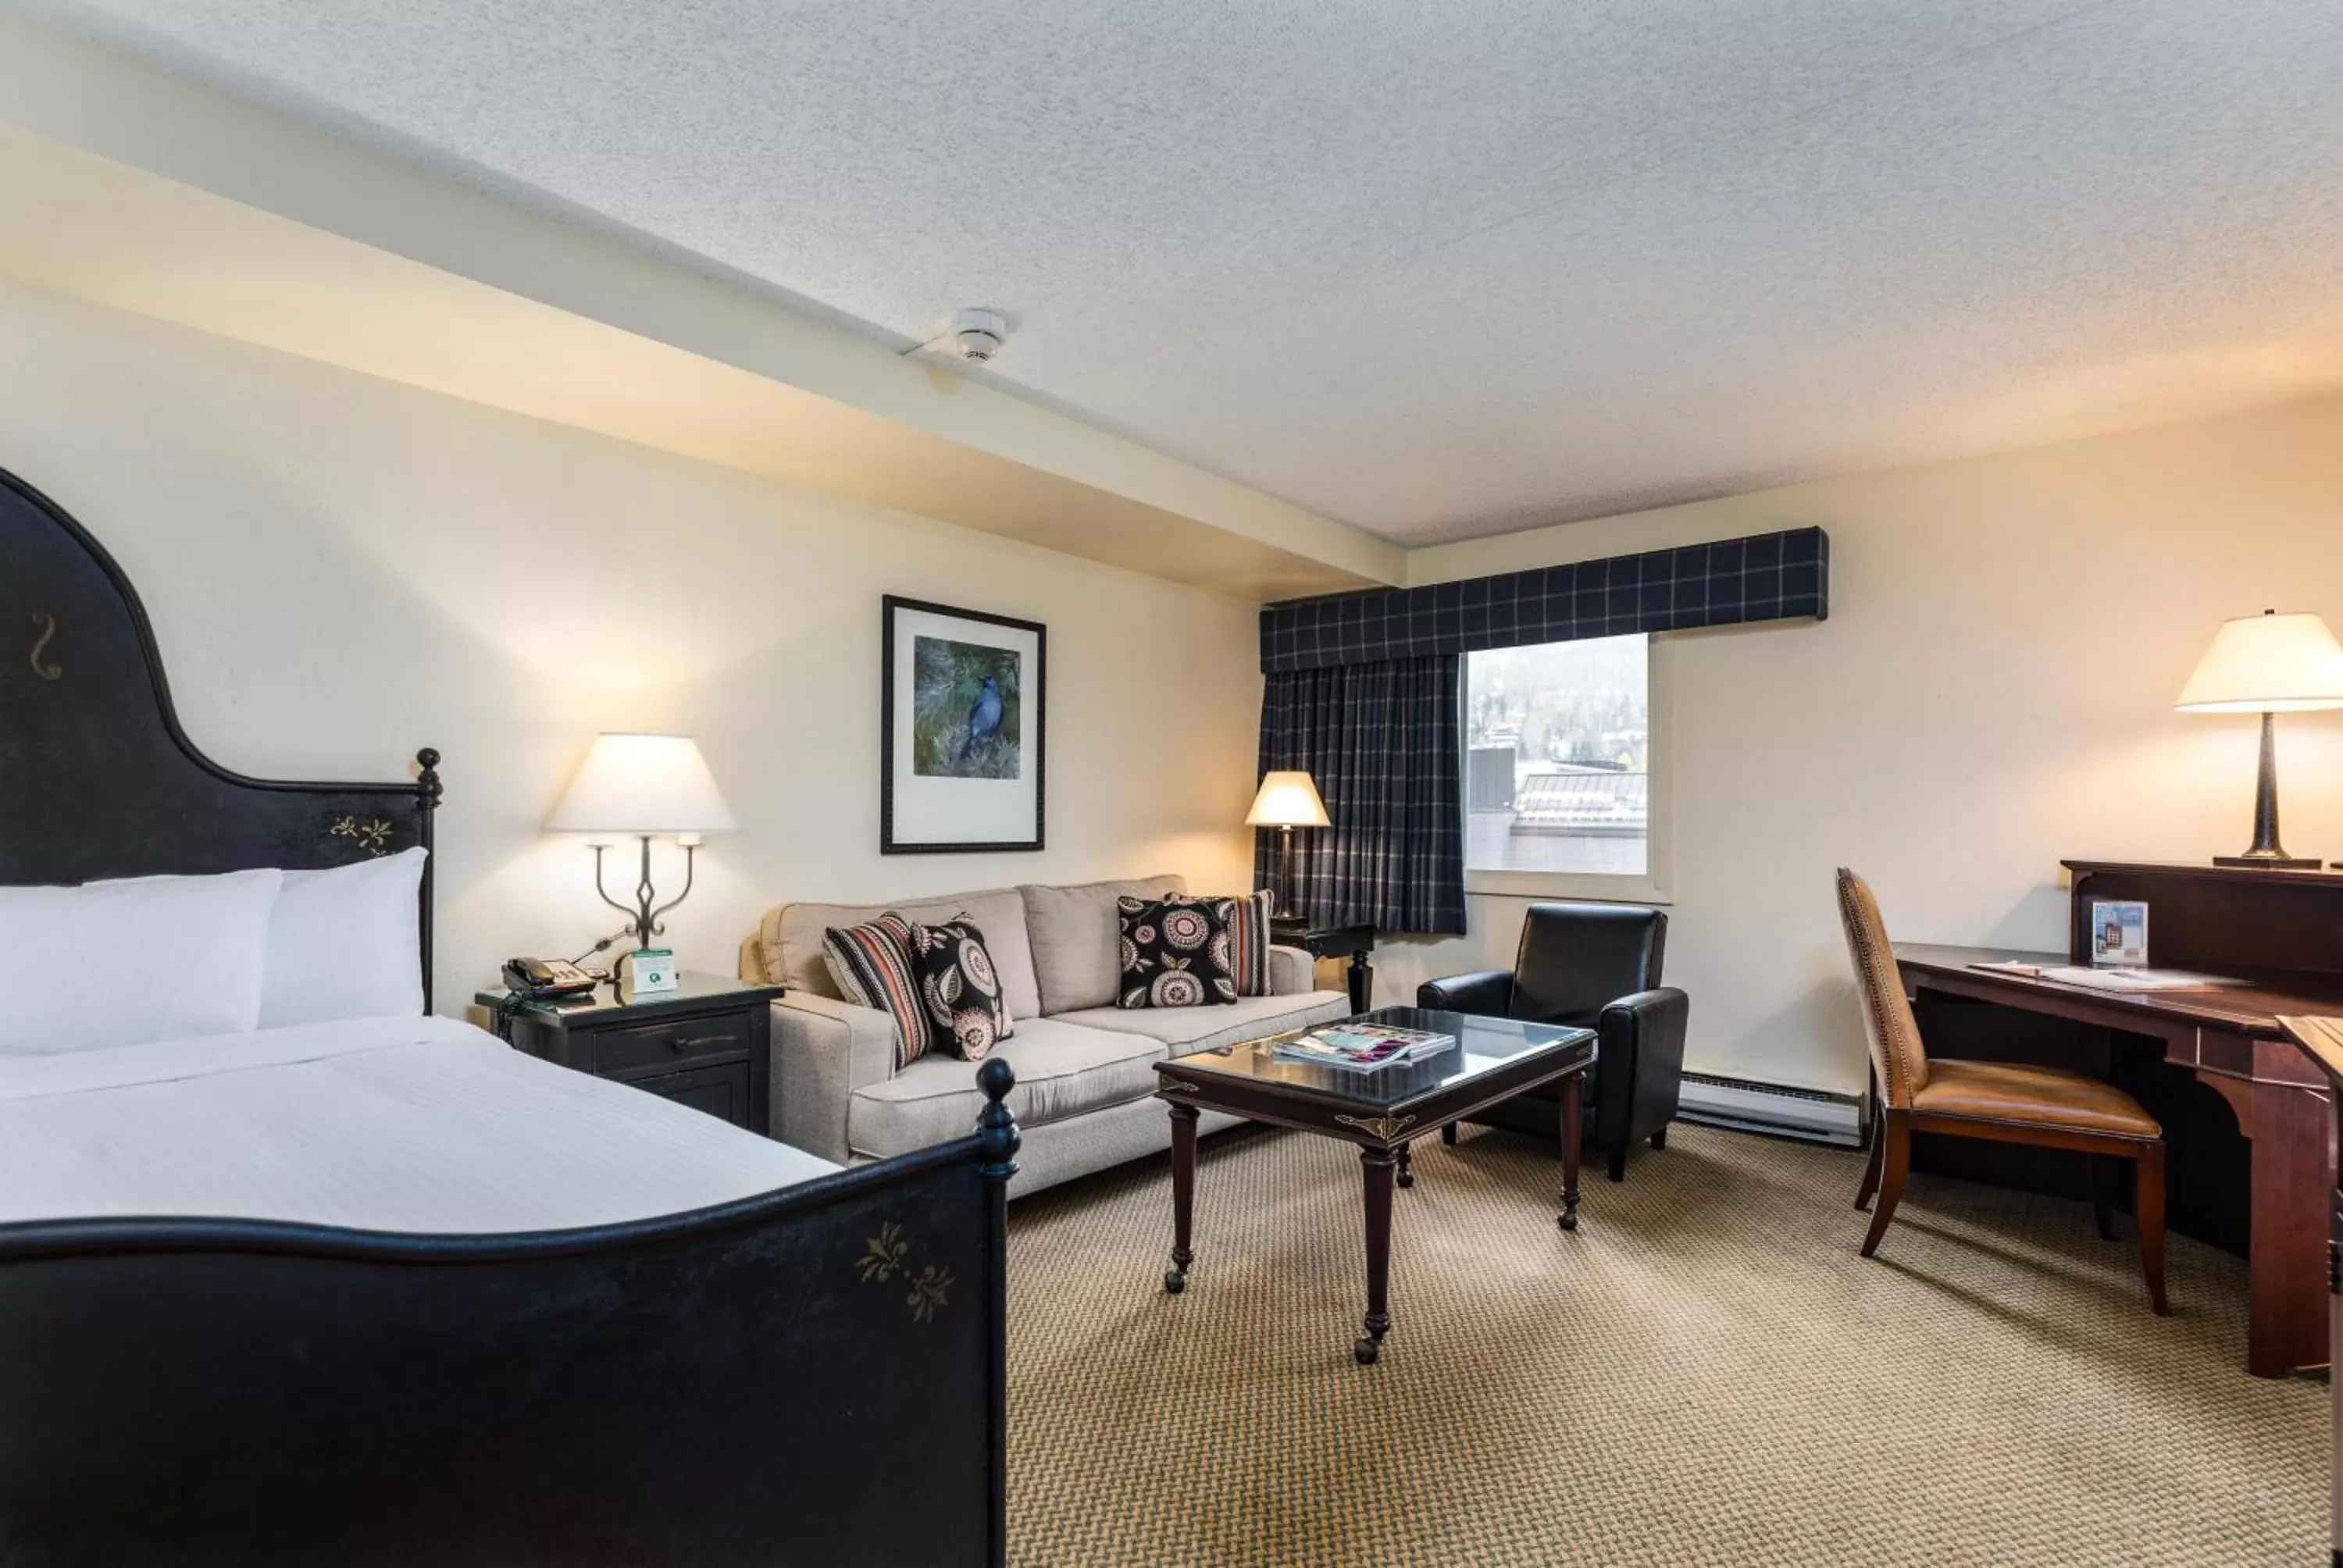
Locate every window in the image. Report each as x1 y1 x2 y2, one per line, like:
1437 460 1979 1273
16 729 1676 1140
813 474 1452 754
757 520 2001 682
1464 633 1651 881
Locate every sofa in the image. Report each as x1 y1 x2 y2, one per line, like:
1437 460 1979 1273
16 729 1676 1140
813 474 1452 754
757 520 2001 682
740 875 1350 1194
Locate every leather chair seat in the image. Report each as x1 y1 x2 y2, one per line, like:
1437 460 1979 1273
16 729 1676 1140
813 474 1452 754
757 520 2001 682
1914 1058 2161 1139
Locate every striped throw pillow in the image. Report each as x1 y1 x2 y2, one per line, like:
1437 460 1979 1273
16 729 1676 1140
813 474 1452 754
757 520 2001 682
822 914 928 1069
1232 889 1274 996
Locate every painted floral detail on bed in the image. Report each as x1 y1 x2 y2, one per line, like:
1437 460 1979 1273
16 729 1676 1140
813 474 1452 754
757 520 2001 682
27 610 62 681
329 815 396 856
858 1221 955 1322
906 1263 955 1324
1116 895 1239 1008
860 1221 911 1282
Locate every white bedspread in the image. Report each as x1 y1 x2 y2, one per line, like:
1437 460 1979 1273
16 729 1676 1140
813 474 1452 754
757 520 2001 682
0 1015 839 1234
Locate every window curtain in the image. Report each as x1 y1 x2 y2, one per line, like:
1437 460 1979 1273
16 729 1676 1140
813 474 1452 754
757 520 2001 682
1254 653 1464 936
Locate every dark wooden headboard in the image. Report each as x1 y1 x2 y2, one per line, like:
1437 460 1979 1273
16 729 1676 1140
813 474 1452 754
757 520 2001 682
0 467 441 1004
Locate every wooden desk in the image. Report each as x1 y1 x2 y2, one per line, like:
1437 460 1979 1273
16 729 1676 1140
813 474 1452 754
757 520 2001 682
2274 1015 2343 1566
1898 935 2341 1376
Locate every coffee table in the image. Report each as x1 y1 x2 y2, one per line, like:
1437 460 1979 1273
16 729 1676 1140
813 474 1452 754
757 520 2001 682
1153 1006 1596 1364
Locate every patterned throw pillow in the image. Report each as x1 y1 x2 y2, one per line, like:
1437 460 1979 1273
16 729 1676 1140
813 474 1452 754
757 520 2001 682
822 914 929 1070
904 915 1015 1060
1116 896 1239 1009
1151 890 1273 996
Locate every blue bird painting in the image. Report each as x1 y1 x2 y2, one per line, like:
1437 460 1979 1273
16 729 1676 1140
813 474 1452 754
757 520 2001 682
959 674 1004 767
911 635 1021 779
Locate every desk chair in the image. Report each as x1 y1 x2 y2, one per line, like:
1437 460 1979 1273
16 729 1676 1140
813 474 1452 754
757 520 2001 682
1835 868 2168 1314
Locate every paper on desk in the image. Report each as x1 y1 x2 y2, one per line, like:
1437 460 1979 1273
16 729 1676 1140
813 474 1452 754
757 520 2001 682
2036 966 2244 992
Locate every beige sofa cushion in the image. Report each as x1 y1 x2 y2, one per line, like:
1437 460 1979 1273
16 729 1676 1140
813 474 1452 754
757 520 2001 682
1054 990 1352 1059
1018 875 1187 1014
751 886 1041 1023
846 1017 1165 1160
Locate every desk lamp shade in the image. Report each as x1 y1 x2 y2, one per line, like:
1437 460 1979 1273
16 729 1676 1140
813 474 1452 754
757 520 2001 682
2174 612 2343 868
1248 770 1328 920
547 734 736 956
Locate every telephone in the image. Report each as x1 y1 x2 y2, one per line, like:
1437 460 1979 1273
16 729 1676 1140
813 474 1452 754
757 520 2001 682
502 956 601 1000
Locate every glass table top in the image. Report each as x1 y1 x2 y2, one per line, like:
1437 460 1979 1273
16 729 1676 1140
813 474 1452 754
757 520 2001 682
1159 1006 1595 1110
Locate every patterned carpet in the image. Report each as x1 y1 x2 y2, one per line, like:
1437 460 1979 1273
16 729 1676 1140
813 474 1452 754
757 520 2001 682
1005 1120 2324 1566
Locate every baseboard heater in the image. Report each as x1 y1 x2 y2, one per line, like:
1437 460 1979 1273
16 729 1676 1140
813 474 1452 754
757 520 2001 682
1677 1071 1866 1147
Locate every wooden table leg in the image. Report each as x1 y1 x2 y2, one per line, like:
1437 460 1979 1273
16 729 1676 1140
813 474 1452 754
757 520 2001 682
1396 1140 1414 1188
1357 1146 1396 1364
2245 1071 2327 1376
1347 951 1373 1013
1164 1103 1198 1294
1559 1073 1584 1232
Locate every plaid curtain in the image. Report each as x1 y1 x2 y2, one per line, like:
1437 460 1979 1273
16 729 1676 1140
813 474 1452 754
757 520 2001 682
1260 526 1826 674
1254 654 1464 936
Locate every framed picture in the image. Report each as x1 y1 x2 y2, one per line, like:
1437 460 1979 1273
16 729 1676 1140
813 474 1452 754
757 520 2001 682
2089 900 2149 966
882 595 1047 853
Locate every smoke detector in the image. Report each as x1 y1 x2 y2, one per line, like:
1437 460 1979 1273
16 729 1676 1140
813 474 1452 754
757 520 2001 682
943 308 1007 362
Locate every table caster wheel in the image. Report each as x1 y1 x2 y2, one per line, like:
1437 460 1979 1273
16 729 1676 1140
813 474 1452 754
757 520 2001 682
1557 1212 1578 1231
1353 1338 1381 1366
1164 1268 1186 1295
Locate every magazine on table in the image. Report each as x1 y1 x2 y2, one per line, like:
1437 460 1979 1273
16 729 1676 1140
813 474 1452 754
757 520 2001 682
1272 1022 1456 1072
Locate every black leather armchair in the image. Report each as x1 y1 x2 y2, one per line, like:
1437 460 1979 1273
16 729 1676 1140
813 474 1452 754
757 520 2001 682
1417 902 1689 1181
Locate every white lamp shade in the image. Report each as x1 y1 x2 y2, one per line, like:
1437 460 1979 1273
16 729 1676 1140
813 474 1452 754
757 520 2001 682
2174 612 2343 714
546 733 737 835
1246 770 1330 828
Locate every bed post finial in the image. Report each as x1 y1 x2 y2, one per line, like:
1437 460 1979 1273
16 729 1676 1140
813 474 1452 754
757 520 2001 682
975 1058 1019 1179
415 747 444 807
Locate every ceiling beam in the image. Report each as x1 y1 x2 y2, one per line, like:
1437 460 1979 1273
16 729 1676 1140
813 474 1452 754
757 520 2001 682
0 18 1403 602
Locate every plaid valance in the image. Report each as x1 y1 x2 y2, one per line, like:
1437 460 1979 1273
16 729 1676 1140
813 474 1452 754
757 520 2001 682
1260 526 1829 674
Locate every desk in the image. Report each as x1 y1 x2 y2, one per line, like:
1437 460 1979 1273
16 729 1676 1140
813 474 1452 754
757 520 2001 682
1898 935 2341 1377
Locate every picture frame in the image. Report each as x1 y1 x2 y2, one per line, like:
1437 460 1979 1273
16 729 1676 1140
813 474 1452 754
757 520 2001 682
881 595 1047 854
2089 900 2149 967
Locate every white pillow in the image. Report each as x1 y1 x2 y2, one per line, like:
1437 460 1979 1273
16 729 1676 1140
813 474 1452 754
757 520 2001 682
258 846 429 1028
0 868 284 1055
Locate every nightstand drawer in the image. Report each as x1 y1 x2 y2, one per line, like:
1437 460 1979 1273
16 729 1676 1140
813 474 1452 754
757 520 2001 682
629 1060 755 1130
588 1013 753 1074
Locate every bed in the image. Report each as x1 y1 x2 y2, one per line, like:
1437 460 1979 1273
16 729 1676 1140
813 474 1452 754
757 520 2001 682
0 465 1018 1566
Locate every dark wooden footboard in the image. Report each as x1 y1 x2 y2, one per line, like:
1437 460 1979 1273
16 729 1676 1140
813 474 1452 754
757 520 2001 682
0 1062 1019 1567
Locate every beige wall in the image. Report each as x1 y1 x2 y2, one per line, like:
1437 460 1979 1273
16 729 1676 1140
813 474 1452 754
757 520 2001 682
10 273 2341 1095
0 280 1265 1008
1390 396 2343 1095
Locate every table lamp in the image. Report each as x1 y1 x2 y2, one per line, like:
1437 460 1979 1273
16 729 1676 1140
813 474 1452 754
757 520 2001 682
546 733 738 959
1246 769 1329 919
2174 611 2343 868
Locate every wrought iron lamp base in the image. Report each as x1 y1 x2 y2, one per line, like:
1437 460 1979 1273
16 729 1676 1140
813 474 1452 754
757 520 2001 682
591 834 698 951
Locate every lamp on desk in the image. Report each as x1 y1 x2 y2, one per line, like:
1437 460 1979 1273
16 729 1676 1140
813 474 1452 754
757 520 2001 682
2174 611 2343 869
1246 769 1329 920
546 733 738 960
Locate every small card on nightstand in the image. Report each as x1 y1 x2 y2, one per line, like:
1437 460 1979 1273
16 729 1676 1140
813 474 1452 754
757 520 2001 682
626 948 679 993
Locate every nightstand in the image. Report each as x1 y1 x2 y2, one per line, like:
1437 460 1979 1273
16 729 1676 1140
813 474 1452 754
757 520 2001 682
1271 918 1376 1013
479 971 784 1135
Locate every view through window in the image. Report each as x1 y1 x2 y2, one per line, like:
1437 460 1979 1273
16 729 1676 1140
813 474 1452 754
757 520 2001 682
1464 633 1649 877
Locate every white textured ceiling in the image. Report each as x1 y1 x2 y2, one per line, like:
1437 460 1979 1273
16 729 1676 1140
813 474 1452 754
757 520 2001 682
20 0 2343 545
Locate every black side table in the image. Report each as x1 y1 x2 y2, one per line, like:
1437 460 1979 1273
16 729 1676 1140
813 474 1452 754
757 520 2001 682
1270 918 1376 1013
480 971 784 1135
